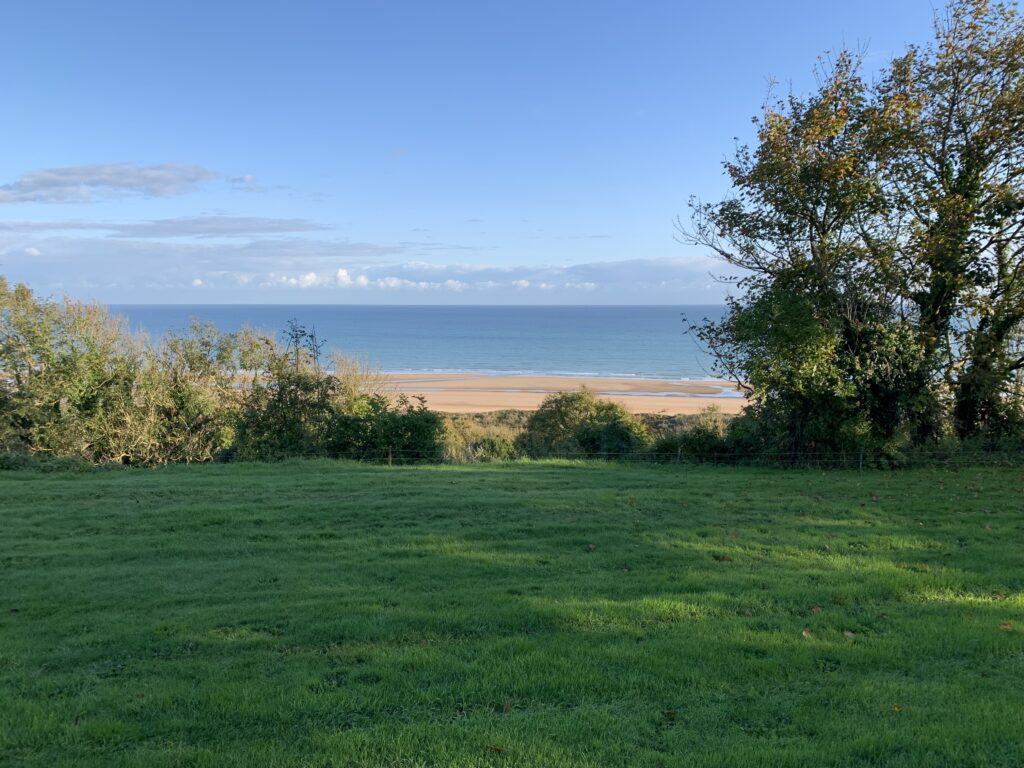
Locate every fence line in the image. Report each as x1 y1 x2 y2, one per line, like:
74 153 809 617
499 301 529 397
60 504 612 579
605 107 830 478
209 447 1024 469
9 446 1022 470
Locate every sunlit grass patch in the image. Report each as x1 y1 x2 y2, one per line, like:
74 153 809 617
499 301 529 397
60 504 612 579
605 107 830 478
1 461 1022 766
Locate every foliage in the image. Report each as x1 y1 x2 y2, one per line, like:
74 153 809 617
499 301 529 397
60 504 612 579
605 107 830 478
1 277 146 462
877 0 1024 437
329 393 445 462
232 322 339 461
442 415 521 463
684 0 1024 451
0 451 93 472
0 282 443 465
230 323 444 462
516 389 651 457
137 320 241 463
652 405 730 459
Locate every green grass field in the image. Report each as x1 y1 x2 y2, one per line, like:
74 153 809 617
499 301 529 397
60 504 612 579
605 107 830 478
1 461 1022 767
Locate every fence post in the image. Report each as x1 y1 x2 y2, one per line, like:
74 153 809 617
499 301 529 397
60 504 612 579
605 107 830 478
388 446 393 466
858 447 864 470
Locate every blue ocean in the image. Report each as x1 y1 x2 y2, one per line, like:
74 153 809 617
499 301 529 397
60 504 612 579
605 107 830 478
110 305 725 380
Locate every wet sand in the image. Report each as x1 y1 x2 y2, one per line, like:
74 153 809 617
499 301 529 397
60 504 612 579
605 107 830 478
389 373 745 415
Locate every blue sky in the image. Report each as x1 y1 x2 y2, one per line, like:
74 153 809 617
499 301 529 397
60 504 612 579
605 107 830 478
2 0 935 304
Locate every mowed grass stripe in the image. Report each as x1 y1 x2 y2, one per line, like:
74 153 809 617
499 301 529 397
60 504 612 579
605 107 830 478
1 461 1022 766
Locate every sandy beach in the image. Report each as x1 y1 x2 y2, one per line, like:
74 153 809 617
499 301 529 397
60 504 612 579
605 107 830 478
389 373 745 415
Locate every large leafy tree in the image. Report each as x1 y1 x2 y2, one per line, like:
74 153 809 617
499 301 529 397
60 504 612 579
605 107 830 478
875 0 1024 436
684 53 922 455
686 0 1024 452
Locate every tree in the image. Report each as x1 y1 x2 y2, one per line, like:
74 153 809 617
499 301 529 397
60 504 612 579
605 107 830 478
684 0 1024 453
683 52 923 455
874 0 1024 437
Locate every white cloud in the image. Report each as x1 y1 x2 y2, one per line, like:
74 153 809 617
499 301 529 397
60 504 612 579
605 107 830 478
0 163 218 203
110 216 324 238
3 220 740 303
191 278 204 287
257 272 478 293
262 270 333 288
228 175 255 185
0 220 103 232
377 276 410 289
0 215 325 239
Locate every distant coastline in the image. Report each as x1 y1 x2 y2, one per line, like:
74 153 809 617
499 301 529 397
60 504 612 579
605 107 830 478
111 304 727 381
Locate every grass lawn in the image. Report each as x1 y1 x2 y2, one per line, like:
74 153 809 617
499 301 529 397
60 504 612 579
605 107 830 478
1 460 1022 767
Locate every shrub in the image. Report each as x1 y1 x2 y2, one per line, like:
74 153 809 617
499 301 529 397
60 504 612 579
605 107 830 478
0 280 146 463
516 389 651 458
234 368 338 461
232 322 347 461
0 452 92 472
442 417 520 463
0 452 38 471
231 323 420 463
330 394 444 462
652 405 730 461
1 281 247 465
144 321 240 463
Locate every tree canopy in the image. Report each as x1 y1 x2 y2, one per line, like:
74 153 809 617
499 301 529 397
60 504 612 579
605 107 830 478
683 0 1024 456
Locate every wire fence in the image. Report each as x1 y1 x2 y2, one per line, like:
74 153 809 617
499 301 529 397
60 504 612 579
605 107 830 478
220 446 1024 470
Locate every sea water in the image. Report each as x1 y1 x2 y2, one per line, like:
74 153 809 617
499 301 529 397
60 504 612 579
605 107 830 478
111 304 726 380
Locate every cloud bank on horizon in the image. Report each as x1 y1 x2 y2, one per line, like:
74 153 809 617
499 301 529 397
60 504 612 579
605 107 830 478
0 162 737 304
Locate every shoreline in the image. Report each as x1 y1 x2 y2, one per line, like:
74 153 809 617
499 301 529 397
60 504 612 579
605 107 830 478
388 372 746 415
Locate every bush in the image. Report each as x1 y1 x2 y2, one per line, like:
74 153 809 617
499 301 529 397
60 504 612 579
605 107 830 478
0 452 93 472
0 452 39 471
330 394 444 462
442 417 520 463
1 281 248 465
234 368 338 461
516 389 651 458
231 323 418 462
652 405 730 461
